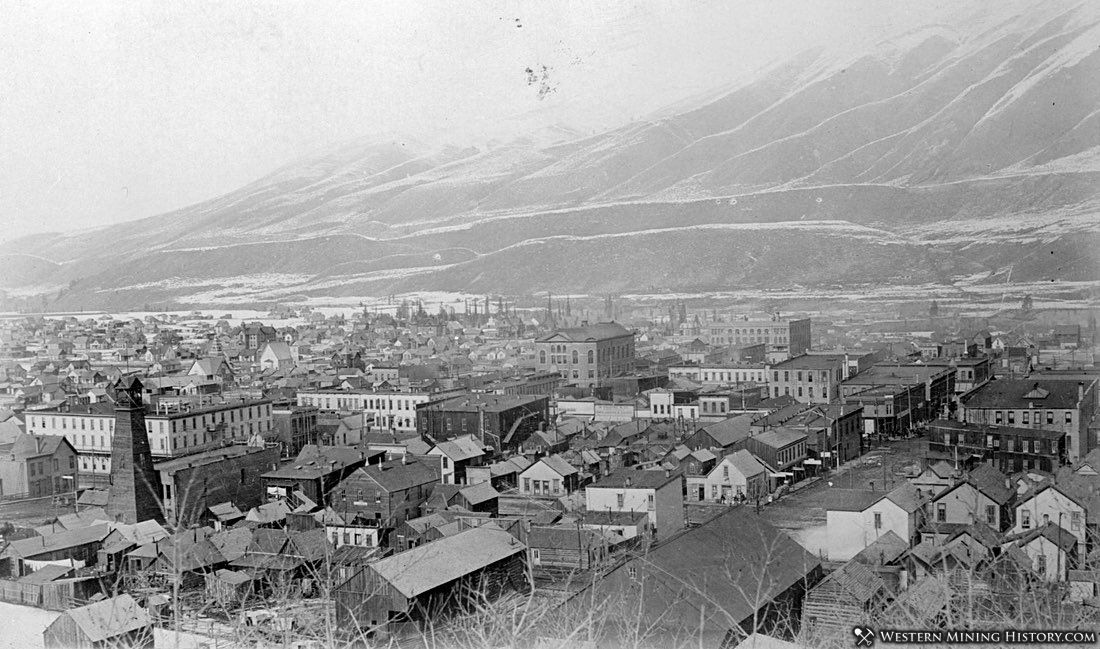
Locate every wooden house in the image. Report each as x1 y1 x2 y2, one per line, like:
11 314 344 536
527 525 612 573
43 594 153 649
801 560 890 636
334 526 527 635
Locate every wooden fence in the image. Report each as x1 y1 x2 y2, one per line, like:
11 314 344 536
0 576 103 610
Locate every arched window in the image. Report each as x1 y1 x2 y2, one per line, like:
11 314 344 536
587 350 594 364
572 350 579 364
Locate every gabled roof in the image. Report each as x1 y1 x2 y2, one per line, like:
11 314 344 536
3 524 110 559
882 482 929 513
850 531 908 566
825 489 883 513
695 415 754 447
432 435 485 462
367 526 525 599
595 506 820 631
459 480 499 506
524 455 578 479
717 449 767 479
590 468 679 490
1011 523 1078 552
349 458 439 493
818 560 886 603
965 463 1014 505
59 594 151 643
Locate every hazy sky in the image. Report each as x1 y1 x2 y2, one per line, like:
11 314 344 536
1 0 969 242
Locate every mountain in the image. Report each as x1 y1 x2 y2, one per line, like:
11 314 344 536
4 2 1099 309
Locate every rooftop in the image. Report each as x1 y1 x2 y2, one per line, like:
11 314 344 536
537 322 633 343
962 379 1094 410
367 526 525 599
155 444 272 474
589 468 679 491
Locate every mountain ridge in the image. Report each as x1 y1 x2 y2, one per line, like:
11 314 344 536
4 2 1099 308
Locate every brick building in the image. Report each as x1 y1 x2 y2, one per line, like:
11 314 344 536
767 354 847 404
706 317 811 356
958 379 1097 463
927 419 1067 474
535 322 635 389
416 393 549 452
154 444 280 526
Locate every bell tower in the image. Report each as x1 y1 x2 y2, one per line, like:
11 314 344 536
106 376 163 524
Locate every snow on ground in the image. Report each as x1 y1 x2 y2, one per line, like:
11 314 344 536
0 601 234 649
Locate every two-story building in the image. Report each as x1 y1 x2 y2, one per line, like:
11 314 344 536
427 434 487 485
328 458 439 541
0 433 78 499
585 469 684 541
691 449 768 504
534 322 635 389
518 455 581 497
296 387 439 433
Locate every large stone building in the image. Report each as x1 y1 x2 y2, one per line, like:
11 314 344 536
706 317 811 356
154 443 279 526
25 398 274 489
535 322 635 389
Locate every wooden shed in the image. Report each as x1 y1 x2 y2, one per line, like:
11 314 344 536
334 526 527 636
801 560 889 635
43 593 154 649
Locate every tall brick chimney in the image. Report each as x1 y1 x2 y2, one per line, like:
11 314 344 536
106 377 164 524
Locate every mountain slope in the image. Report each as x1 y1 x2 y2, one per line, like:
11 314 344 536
4 2 1099 308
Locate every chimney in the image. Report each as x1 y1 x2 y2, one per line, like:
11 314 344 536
401 454 408 465
664 469 671 479
1079 382 1085 404
625 476 632 487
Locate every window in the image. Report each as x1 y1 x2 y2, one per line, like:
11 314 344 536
985 505 996 524
1071 512 1082 531
523 478 530 492
936 503 946 522
873 512 882 529
552 479 560 494
1065 412 1073 424
532 548 541 561
1037 554 1046 575
628 566 638 579
442 457 449 469
616 493 625 509
1007 411 1015 424
572 350 579 364
1022 411 1030 425
647 494 655 511
588 350 594 364
1021 509 1031 529
1047 411 1054 425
